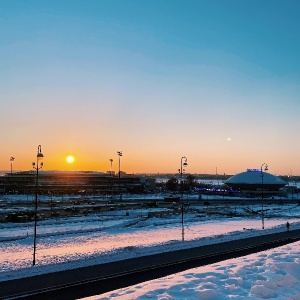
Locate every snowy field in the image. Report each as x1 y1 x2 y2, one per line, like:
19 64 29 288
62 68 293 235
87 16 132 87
1 194 300 299
87 240 300 300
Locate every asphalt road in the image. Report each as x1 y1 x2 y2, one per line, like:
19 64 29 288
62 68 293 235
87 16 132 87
1 228 300 300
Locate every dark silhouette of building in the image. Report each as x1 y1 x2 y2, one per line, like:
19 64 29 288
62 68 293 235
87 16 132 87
0 170 146 194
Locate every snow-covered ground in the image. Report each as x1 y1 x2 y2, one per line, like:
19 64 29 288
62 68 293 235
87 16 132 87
87 240 300 300
1 195 300 299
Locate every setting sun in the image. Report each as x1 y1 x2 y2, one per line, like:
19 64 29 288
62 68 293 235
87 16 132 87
66 155 75 164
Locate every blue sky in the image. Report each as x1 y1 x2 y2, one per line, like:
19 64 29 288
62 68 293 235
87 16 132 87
1 0 300 175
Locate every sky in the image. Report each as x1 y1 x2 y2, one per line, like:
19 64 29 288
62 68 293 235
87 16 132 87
1 0 300 175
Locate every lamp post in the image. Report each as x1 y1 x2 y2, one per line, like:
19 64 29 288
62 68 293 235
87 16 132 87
260 163 268 230
117 151 122 178
10 157 15 174
32 145 44 266
117 151 122 201
179 156 188 241
109 159 113 176
108 159 113 198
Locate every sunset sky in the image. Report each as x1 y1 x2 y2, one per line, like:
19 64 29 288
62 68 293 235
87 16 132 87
1 0 300 175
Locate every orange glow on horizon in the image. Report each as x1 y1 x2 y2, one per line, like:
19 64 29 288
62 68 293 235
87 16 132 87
1 146 296 176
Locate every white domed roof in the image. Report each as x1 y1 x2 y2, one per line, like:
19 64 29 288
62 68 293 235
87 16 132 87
225 169 286 186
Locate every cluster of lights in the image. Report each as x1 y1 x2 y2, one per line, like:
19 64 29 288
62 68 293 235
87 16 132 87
247 168 261 172
195 187 239 193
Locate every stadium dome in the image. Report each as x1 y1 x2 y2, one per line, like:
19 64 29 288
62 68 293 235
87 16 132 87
225 169 287 191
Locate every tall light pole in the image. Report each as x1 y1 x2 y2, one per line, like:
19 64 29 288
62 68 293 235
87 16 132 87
10 157 15 174
261 163 268 230
32 145 44 266
117 151 122 178
109 159 113 176
179 156 188 241
117 151 122 201
109 159 113 197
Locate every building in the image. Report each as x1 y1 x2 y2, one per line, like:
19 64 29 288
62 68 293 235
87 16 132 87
0 170 146 194
225 169 287 191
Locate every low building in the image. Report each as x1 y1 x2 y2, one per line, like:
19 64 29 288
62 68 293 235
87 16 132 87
225 169 287 191
0 170 145 194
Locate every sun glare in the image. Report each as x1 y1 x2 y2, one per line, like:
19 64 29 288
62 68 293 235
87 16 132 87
66 155 75 164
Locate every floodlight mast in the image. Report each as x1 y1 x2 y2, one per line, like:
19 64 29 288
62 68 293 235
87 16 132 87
260 163 268 230
180 156 188 241
32 145 44 266
117 151 123 201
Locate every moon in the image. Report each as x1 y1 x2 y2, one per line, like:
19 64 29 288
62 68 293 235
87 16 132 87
66 155 75 163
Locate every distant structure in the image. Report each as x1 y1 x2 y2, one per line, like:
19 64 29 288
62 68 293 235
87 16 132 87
0 171 154 194
225 169 287 191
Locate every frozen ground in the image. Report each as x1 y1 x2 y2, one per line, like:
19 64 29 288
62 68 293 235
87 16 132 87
1 195 300 289
87 240 300 300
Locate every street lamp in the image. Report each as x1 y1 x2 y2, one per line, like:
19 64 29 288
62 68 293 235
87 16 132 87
32 145 44 266
261 163 268 230
179 156 188 241
109 159 113 176
117 151 122 201
117 151 122 179
108 159 113 198
10 157 15 174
